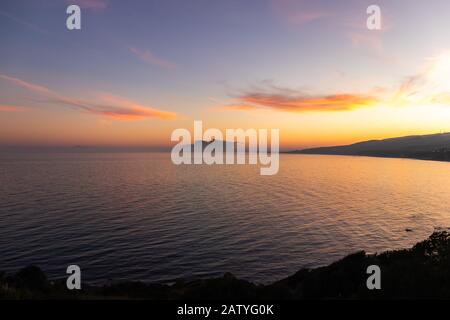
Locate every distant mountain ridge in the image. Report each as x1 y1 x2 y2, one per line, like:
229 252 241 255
288 132 450 161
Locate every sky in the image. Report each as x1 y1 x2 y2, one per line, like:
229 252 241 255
1 0 450 150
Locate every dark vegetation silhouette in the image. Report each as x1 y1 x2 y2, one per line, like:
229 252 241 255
1 231 450 299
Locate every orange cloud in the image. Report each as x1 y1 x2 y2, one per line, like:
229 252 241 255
0 74 176 121
129 47 176 69
0 105 26 112
224 51 450 114
233 91 378 113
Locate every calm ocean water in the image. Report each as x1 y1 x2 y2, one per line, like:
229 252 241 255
1 152 449 283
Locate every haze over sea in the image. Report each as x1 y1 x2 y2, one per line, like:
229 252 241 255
1 152 449 284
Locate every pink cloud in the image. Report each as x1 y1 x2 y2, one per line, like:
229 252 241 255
0 74 53 95
66 0 108 10
129 47 176 69
0 74 176 121
285 11 330 25
93 94 176 121
271 0 331 26
348 31 398 65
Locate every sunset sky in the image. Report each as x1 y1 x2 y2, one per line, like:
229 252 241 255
1 0 450 150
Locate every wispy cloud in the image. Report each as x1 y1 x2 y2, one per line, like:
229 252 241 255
341 7 399 66
0 74 176 121
0 10 48 34
285 11 330 25
0 75 53 95
66 0 108 10
346 29 399 65
129 47 176 69
274 0 396 65
271 0 331 26
90 94 176 121
349 32 383 54
393 52 450 106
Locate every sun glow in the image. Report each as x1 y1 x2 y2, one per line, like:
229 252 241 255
428 52 450 86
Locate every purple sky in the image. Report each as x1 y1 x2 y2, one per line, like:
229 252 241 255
1 0 450 149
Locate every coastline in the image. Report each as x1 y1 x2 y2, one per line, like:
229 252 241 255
284 132 450 163
2 230 450 300
283 151 450 163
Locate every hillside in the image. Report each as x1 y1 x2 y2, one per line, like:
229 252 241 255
289 133 450 161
